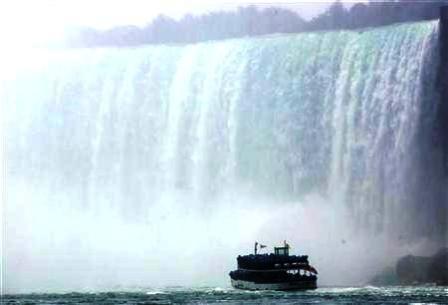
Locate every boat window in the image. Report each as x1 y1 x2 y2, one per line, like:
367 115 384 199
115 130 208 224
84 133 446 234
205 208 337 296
274 247 289 256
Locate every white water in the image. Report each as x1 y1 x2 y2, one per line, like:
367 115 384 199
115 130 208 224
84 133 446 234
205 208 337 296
2 21 446 292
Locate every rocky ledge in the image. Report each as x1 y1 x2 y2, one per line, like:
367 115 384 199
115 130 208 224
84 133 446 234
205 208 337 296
370 248 448 286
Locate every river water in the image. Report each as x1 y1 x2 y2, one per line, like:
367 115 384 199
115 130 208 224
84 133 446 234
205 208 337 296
3 286 447 304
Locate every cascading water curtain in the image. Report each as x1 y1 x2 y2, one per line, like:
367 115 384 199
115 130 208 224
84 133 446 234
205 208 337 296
3 20 446 290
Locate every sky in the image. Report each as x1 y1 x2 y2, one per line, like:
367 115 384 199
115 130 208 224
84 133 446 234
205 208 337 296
0 1 364 48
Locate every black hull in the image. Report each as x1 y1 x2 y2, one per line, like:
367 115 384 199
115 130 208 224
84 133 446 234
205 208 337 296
229 269 317 291
230 278 317 291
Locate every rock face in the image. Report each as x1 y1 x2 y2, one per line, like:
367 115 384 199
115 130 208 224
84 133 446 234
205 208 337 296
439 6 448 171
396 248 448 285
426 248 448 285
396 255 431 284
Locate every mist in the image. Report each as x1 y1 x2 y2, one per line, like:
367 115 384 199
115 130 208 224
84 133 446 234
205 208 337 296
6 178 441 293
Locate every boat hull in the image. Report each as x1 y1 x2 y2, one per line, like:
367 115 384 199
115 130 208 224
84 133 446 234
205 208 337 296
231 278 317 291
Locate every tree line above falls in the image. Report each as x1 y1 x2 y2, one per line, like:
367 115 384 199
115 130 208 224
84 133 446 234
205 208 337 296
66 0 448 47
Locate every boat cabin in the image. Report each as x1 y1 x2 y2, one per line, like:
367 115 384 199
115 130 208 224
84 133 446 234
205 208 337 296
274 246 289 256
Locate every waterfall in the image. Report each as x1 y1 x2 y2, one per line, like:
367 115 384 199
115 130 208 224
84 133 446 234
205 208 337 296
3 21 445 290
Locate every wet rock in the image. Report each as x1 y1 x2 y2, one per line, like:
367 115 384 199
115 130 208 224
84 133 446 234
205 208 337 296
396 248 448 286
426 248 448 285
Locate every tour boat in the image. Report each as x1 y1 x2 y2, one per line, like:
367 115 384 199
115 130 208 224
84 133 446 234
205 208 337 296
229 242 318 291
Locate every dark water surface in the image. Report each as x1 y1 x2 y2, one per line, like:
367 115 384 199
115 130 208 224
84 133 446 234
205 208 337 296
2 286 447 304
